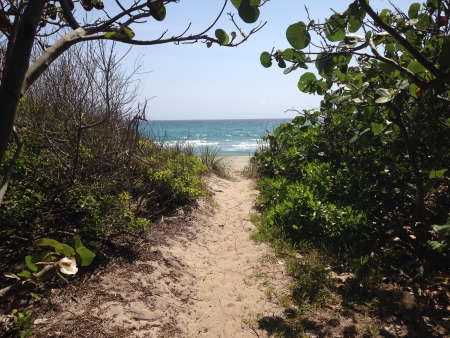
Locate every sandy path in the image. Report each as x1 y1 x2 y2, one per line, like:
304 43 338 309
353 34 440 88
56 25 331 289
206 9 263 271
176 158 282 337
36 157 285 337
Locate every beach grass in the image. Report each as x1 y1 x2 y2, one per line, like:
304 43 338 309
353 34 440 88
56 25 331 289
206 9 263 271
198 145 231 178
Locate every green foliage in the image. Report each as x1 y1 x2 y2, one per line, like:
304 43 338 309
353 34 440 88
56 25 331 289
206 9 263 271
429 218 450 252
138 141 207 203
12 309 33 338
286 22 310 50
255 117 371 245
255 0 450 260
148 0 166 21
234 0 260 24
215 29 229 45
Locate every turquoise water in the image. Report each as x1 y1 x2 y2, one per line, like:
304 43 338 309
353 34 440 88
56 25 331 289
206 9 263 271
140 118 291 156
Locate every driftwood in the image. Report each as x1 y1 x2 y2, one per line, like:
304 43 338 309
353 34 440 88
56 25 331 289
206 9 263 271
0 264 57 302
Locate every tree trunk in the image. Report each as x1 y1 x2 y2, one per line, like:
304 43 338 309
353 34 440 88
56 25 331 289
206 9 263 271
0 0 46 168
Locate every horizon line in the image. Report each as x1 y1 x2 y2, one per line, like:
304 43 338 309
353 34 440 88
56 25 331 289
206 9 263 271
143 117 297 121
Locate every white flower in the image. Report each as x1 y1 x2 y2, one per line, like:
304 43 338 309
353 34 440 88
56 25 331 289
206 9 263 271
58 257 78 275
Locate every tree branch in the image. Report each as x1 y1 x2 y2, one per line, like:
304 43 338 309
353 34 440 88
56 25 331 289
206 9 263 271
59 0 80 30
22 28 87 95
368 38 425 87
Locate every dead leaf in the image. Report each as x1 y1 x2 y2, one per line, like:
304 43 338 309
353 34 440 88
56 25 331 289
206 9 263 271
424 290 438 298
336 283 345 289
409 234 416 239
393 237 401 241
330 272 355 282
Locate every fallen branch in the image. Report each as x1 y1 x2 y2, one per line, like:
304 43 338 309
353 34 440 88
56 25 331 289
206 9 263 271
0 264 58 302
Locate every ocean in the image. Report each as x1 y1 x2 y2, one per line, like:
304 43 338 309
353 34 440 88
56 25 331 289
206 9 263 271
140 118 292 156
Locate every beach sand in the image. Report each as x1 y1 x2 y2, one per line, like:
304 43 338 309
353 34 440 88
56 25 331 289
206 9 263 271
221 155 251 173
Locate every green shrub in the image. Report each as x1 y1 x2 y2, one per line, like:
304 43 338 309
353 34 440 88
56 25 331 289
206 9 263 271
0 102 207 239
257 160 368 243
143 151 207 203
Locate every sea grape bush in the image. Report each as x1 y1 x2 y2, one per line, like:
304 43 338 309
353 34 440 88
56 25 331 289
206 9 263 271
255 117 371 246
255 0 450 258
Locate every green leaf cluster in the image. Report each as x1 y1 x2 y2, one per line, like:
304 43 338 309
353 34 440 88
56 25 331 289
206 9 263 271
12 309 33 338
25 236 95 273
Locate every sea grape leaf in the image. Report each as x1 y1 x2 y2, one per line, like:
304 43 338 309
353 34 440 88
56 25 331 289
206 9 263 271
75 246 96 266
17 270 32 279
298 72 316 93
4 272 20 280
408 3 420 18
348 6 366 32
238 0 260 23
278 58 286 68
349 133 359 143
429 168 448 179
405 18 419 26
215 29 229 45
324 14 346 42
260 52 272 68
55 243 75 257
123 27 135 39
231 0 241 9
375 88 393 103
286 22 310 50
149 1 166 21
34 238 63 250
407 61 428 79
73 236 84 250
283 66 295 74
25 253 44 272
371 122 384 136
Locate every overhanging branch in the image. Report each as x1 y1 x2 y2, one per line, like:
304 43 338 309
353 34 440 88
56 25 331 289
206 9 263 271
358 0 442 79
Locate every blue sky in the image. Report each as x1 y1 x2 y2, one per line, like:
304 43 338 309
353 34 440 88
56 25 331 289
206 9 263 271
115 0 414 120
